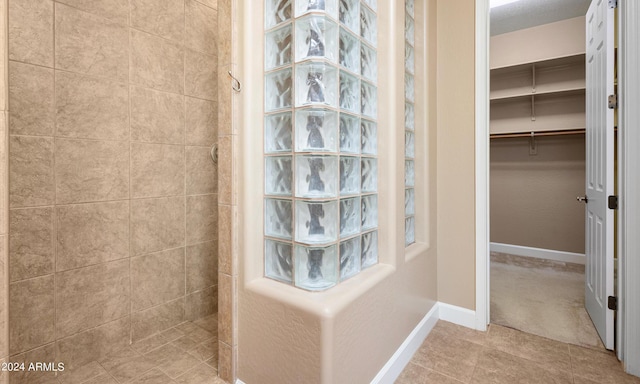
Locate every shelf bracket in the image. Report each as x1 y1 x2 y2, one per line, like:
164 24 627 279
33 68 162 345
529 132 538 155
531 95 536 121
532 64 536 94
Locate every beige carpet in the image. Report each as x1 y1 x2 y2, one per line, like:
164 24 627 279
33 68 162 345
490 253 605 350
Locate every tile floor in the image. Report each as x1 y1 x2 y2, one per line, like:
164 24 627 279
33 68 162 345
397 320 640 384
10 315 225 384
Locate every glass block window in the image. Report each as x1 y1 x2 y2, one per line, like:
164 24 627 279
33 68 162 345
264 0 379 290
404 0 416 246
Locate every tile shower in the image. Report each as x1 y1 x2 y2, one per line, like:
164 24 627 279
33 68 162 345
263 0 380 291
2 0 222 383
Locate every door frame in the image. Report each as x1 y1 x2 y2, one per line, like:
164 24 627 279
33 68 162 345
475 0 640 375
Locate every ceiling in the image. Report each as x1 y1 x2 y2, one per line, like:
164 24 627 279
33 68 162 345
491 0 592 36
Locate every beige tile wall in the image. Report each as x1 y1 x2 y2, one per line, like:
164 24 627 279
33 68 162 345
1 0 10 376
216 0 237 381
6 0 219 377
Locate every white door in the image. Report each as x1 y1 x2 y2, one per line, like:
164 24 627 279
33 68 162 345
585 0 615 350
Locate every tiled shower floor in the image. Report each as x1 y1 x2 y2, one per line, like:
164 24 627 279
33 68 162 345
14 314 225 384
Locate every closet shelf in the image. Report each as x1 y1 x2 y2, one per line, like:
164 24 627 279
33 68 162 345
490 129 585 139
490 87 585 102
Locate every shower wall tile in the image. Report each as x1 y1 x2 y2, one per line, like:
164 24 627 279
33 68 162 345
131 143 185 198
131 86 185 145
185 49 218 101
131 247 186 311
186 241 217 293
218 342 233 383
131 0 185 42
55 3 129 82
8 0 54 67
9 275 55 355
131 196 186 255
55 259 130 338
131 298 185 342
185 97 217 146
195 0 218 9
185 286 217 321
55 138 129 204
56 201 130 272
218 135 233 205
185 0 218 55
131 29 185 95
56 316 130 371
55 0 129 24
8 343 57 384
218 204 233 275
186 194 217 245
9 207 54 282
186 146 217 195
8 61 55 136
218 273 232 345
55 71 129 141
9 136 55 208
0 238 5 358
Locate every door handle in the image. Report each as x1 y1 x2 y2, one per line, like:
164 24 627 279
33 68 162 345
577 196 588 203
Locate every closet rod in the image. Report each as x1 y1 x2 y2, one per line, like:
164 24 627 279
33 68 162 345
490 129 586 139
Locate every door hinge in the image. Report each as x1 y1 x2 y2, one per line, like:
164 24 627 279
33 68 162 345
609 0 618 8
608 195 619 210
608 296 618 311
608 94 618 109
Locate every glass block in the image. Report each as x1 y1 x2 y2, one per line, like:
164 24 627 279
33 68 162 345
340 236 361 281
405 72 415 102
340 156 360 195
265 112 293 153
362 0 377 11
405 216 415 246
360 5 377 46
405 131 415 158
406 0 415 17
265 68 293 112
295 0 338 19
266 24 293 70
339 71 360 113
295 200 338 244
361 230 378 269
361 194 378 230
361 81 377 118
295 109 338 152
339 29 360 73
361 119 377 155
340 197 360 237
295 15 338 63
265 239 293 284
361 158 378 193
339 113 360 153
265 156 293 195
360 43 377 82
405 102 415 131
265 198 293 240
339 0 359 33
405 42 414 74
295 155 338 198
405 160 415 187
266 0 292 29
405 13 415 46
295 244 338 290
295 61 339 108
405 188 415 216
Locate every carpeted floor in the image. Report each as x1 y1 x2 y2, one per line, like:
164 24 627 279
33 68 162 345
490 252 605 350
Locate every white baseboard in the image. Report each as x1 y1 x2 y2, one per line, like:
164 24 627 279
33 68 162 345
438 302 478 329
490 242 585 265
370 304 439 384
236 302 478 384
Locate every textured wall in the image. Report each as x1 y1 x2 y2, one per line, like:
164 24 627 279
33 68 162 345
6 0 219 381
436 0 477 310
490 135 586 254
